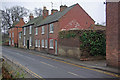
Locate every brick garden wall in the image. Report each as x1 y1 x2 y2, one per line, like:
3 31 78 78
58 30 105 60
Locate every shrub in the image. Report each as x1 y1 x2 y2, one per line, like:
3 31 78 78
79 31 106 56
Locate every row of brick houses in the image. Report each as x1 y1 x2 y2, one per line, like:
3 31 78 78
8 3 94 54
9 3 100 53
9 2 120 68
17 3 94 55
9 18 25 47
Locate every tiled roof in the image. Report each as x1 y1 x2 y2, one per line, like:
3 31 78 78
23 16 43 27
37 3 77 26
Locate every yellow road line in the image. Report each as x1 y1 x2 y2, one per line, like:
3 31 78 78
34 54 120 78
3 56 44 80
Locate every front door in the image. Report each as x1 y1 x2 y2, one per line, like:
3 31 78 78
27 40 29 49
55 40 57 55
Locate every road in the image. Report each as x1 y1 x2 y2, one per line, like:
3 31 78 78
2 46 119 79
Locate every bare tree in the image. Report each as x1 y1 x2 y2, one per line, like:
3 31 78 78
1 6 29 32
34 8 43 16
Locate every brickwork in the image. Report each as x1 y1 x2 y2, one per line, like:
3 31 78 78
106 2 120 68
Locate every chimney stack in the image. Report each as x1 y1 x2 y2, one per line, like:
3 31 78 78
29 13 34 20
51 9 58 15
60 5 67 12
43 6 49 19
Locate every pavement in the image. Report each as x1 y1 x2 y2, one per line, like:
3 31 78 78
2 46 120 78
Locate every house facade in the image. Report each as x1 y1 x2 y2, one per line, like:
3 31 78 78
21 13 43 49
34 3 95 55
9 18 25 47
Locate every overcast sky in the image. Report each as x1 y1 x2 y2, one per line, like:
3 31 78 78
1 0 106 25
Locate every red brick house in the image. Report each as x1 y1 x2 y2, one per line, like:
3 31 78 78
106 2 120 68
9 18 25 47
34 3 95 55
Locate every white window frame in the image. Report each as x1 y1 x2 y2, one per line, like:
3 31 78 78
19 33 21 39
41 26 45 34
35 28 38 35
49 24 54 33
24 37 25 46
38 40 40 47
9 33 11 37
35 40 38 47
29 26 32 34
9 39 11 45
45 40 47 48
12 39 14 45
49 39 54 49
24 27 26 35
42 39 44 48
29 37 32 46
12 32 14 38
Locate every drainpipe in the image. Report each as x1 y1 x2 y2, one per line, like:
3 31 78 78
47 24 49 53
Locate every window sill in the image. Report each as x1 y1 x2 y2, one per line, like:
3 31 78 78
49 47 54 49
41 33 44 35
49 31 53 34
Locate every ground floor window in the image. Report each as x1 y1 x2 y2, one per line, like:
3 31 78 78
38 40 40 47
9 39 11 45
45 40 47 48
12 39 14 45
35 40 38 47
49 39 54 49
24 37 25 46
42 39 44 48
29 37 32 46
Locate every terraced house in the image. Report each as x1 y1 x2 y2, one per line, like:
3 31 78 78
9 18 25 47
34 3 95 55
21 13 43 49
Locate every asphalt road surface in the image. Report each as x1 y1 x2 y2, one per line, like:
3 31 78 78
2 46 119 79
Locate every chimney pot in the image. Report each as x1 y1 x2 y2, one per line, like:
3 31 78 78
60 5 67 12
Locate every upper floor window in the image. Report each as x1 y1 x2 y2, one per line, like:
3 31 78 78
24 27 26 35
29 26 32 34
41 26 45 34
49 24 54 33
35 28 38 35
9 33 11 37
12 32 14 38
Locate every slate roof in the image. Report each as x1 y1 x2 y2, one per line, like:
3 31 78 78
23 16 43 27
37 3 77 27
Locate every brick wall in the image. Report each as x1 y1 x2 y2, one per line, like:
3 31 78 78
59 4 94 31
106 2 120 68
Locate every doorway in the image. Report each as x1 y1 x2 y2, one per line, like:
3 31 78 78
27 40 29 49
55 40 57 55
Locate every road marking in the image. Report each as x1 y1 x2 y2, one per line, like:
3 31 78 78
35 55 120 78
40 61 57 68
3 56 44 80
68 72 79 77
